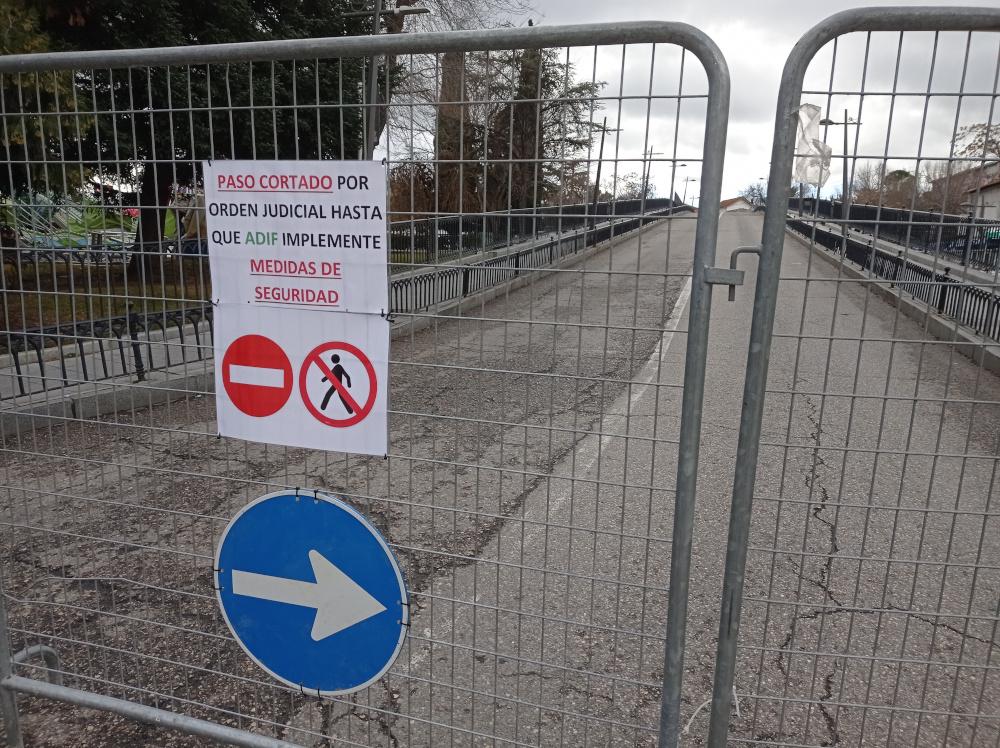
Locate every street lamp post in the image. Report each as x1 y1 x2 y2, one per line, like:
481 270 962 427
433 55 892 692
820 109 861 254
671 162 688 208
589 117 622 230
682 176 698 205
641 146 665 202
365 0 384 159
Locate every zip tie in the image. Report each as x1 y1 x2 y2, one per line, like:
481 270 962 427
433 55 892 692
681 687 740 735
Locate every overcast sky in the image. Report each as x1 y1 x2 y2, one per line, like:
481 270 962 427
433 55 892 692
523 0 1000 203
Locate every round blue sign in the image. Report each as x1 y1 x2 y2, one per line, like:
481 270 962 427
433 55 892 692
215 491 408 695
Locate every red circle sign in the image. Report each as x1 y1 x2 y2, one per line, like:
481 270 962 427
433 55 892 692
222 334 293 417
299 341 377 428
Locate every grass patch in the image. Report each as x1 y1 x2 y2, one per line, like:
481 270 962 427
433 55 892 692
2 257 211 336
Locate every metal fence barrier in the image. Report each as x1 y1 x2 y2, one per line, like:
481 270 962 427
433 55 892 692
7 7 1000 748
711 7 1000 748
0 19 729 748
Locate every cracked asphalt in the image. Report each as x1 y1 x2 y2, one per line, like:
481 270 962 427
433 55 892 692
2 212 998 747
705 220 1000 747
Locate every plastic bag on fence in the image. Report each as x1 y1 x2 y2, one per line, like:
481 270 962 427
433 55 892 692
793 104 832 188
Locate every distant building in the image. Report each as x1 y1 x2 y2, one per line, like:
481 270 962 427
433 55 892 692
719 196 754 212
965 177 1000 220
926 161 1000 214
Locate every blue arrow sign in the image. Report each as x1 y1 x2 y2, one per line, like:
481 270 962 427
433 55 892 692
215 491 408 695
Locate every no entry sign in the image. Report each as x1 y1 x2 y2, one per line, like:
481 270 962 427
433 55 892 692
208 160 389 456
222 335 292 417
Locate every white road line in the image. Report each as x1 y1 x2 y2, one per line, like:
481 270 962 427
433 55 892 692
404 276 693 674
227 364 286 388
521 275 692 544
590 276 692 471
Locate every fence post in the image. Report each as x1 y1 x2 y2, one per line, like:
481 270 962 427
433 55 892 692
962 213 973 266
10 348 25 398
127 304 146 382
0 576 24 748
890 250 902 288
937 268 950 314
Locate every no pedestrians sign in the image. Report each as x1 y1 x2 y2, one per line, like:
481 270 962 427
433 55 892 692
207 160 389 455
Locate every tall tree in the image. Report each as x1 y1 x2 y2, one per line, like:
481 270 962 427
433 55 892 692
738 182 766 209
424 43 601 214
882 169 917 209
955 123 1000 160
851 160 883 205
0 1 86 196
612 172 655 201
435 50 481 213
918 160 969 214
7 1 372 278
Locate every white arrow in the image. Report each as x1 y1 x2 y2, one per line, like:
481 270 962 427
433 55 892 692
231 550 387 641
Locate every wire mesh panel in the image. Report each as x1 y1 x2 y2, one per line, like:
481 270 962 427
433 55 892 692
710 8 1000 748
0 23 727 746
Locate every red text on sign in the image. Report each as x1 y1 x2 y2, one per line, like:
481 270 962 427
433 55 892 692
255 286 340 306
249 259 342 278
216 173 334 191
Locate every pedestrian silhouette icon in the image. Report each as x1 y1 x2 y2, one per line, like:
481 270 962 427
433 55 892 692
299 341 378 429
320 354 353 414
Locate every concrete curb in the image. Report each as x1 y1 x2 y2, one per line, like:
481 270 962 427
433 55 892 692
1 369 213 438
785 226 1000 376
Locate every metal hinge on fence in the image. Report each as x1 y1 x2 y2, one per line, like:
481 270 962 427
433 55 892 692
703 245 761 301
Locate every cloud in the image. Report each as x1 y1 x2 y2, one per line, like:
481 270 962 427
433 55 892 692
536 0 1000 200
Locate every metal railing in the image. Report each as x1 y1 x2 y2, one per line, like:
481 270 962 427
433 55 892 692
790 197 1000 271
388 197 681 263
788 219 1000 341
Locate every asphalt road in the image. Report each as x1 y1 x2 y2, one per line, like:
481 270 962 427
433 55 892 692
2 211 998 747
725 220 1000 747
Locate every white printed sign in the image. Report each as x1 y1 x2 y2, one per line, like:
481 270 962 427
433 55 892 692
205 160 388 314
213 304 389 455
206 160 389 455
